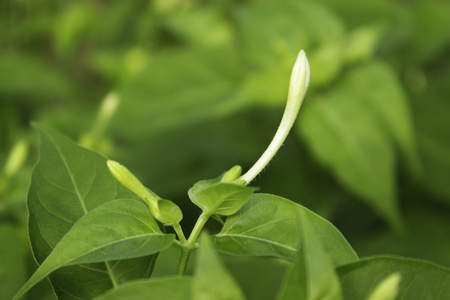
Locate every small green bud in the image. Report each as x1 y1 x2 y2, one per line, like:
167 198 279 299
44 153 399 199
221 165 242 183
107 160 159 211
4 139 28 177
366 272 401 300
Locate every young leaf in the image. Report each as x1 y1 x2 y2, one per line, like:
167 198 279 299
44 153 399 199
215 194 358 266
338 256 450 299
14 199 175 299
26 124 164 299
276 209 342 300
95 277 192 300
189 182 255 216
188 170 255 216
193 233 246 300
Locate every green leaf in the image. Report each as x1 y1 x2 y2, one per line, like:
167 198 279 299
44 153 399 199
26 124 165 299
299 82 401 229
95 277 192 300
215 194 358 266
342 62 421 176
337 256 450 300
15 199 174 299
0 226 26 300
193 233 246 300
189 180 255 216
277 209 342 300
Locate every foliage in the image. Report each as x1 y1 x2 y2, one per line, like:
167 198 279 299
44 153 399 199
1 0 450 299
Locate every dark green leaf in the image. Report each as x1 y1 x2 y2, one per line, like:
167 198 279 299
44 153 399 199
0 225 26 300
338 256 450 300
15 199 174 299
26 124 164 299
193 233 246 300
95 277 192 300
215 194 358 266
277 209 342 300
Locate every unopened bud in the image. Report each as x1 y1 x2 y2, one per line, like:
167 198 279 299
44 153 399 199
241 50 310 184
221 165 242 183
107 160 159 212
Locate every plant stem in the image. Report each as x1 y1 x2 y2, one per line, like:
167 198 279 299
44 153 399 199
176 212 210 276
173 223 186 244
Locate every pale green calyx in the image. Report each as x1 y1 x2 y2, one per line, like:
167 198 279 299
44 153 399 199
366 272 401 300
240 49 310 184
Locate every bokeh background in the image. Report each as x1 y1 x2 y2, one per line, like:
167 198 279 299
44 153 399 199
1 0 450 299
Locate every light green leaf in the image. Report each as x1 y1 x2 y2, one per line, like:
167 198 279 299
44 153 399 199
299 89 401 229
0 226 26 300
215 194 358 266
14 199 174 300
342 62 421 176
189 181 255 216
193 233 246 300
338 256 450 300
277 209 342 300
95 277 192 300
26 124 164 299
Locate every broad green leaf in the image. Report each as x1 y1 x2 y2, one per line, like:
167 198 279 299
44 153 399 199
0 225 26 300
299 88 401 229
95 277 192 300
342 62 421 176
215 194 358 266
277 209 342 300
15 199 174 299
189 182 255 216
193 233 246 300
26 124 164 299
337 256 450 300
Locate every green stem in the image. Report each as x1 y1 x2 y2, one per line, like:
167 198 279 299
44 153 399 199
176 212 210 276
173 223 186 244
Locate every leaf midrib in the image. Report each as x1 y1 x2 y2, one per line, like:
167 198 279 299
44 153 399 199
216 233 297 252
50 134 88 215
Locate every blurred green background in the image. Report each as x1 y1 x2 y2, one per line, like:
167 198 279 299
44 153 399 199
1 0 450 299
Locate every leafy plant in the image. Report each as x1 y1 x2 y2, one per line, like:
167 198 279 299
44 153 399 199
12 48 450 300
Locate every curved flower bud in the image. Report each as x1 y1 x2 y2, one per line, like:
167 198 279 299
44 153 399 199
240 50 310 184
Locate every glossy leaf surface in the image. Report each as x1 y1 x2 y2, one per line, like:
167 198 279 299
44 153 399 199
338 256 450 300
95 277 192 300
193 233 246 300
215 194 357 266
26 124 166 299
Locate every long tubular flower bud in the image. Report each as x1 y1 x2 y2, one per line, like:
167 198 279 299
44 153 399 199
240 50 310 184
